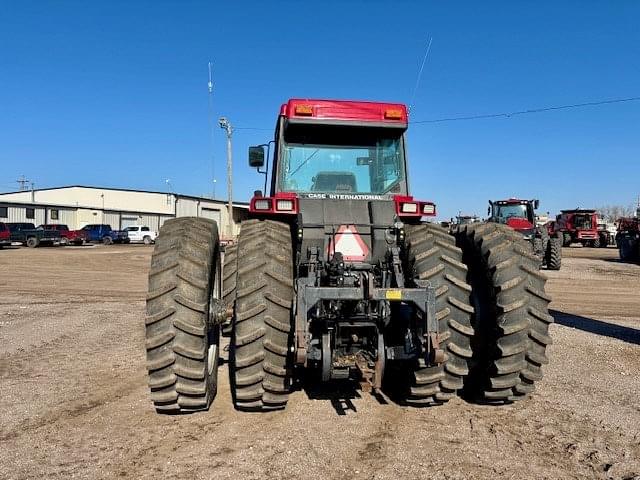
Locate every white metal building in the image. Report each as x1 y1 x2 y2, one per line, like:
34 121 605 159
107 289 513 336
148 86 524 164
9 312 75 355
0 185 248 238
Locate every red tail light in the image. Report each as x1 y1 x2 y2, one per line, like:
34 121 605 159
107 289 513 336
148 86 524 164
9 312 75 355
250 192 299 215
393 195 437 218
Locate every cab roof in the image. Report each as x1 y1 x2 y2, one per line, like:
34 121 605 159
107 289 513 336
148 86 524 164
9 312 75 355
560 209 596 214
493 198 531 205
280 99 408 127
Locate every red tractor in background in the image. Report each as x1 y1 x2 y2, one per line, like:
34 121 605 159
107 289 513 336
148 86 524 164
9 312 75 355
487 198 562 270
553 209 601 247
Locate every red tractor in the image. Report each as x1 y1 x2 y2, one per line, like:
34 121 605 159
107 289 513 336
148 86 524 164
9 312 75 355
616 216 640 262
487 198 562 270
554 209 600 247
143 99 553 414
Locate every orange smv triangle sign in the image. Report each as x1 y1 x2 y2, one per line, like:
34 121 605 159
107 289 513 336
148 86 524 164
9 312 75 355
328 225 369 262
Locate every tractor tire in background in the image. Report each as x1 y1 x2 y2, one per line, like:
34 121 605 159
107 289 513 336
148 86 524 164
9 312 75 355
456 223 553 402
619 235 639 262
231 219 294 411
144 217 221 413
546 236 562 271
403 223 474 406
221 242 238 337
563 233 572 247
599 234 609 248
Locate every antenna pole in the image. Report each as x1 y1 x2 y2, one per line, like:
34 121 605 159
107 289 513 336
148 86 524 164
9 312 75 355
409 36 433 114
208 62 217 199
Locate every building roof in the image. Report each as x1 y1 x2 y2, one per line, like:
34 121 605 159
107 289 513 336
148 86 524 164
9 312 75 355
0 184 250 207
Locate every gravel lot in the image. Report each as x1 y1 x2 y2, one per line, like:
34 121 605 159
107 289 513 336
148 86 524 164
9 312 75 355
1 244 639 479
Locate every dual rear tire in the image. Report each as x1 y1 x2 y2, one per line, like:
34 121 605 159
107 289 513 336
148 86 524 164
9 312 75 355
144 217 221 413
455 223 553 402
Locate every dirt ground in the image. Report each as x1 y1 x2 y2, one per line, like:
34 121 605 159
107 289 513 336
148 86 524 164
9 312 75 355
1 244 639 480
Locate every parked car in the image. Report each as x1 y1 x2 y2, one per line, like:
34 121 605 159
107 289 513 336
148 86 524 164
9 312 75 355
0 222 11 248
39 224 88 246
123 225 157 244
80 224 129 245
7 222 61 248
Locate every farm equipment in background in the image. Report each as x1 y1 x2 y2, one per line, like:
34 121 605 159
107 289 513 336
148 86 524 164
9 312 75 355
454 214 481 226
553 209 600 247
487 198 562 270
596 220 617 248
616 217 639 262
143 99 553 414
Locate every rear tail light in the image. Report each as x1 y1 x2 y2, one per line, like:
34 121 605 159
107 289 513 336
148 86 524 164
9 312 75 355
250 193 298 215
276 199 294 212
401 202 418 213
253 199 271 211
394 195 437 218
422 202 436 216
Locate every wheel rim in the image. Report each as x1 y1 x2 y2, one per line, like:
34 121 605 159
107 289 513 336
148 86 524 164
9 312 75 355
207 247 222 376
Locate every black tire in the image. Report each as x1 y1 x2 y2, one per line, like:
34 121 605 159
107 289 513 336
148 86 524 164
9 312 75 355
619 235 639 262
599 234 609 248
562 233 571 247
592 238 601 248
231 219 294 411
145 217 221 413
546 236 562 270
26 237 39 248
456 223 553 403
143 235 152 245
102 236 113 245
403 223 474 405
74 239 84 246
221 242 238 336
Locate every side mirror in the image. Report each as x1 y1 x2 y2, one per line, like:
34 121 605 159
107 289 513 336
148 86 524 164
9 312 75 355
534 199 540 210
487 206 491 216
248 146 265 168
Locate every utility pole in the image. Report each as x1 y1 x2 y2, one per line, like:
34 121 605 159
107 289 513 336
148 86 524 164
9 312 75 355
219 117 233 237
17 175 30 191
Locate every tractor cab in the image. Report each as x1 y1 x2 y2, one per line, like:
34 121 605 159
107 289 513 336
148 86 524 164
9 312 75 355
247 99 436 266
488 198 538 235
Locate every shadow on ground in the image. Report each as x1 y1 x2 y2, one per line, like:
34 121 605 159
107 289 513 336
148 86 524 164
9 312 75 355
552 309 640 345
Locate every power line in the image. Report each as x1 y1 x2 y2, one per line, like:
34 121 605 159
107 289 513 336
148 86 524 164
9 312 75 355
410 96 640 124
233 95 640 131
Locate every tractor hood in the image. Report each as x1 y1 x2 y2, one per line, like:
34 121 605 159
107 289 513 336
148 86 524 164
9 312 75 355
506 217 534 232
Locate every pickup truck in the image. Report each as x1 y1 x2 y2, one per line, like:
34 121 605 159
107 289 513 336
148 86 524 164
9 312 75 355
39 224 88 246
123 225 157 244
0 222 11 248
80 224 129 245
7 222 62 248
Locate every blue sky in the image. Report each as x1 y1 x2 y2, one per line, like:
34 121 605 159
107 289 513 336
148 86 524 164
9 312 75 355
1 1 639 218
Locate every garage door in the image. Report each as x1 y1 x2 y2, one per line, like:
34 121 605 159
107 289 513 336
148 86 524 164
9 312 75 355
201 208 221 226
121 216 140 229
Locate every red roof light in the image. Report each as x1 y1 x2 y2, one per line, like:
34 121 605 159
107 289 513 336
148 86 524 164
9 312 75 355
280 99 408 125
